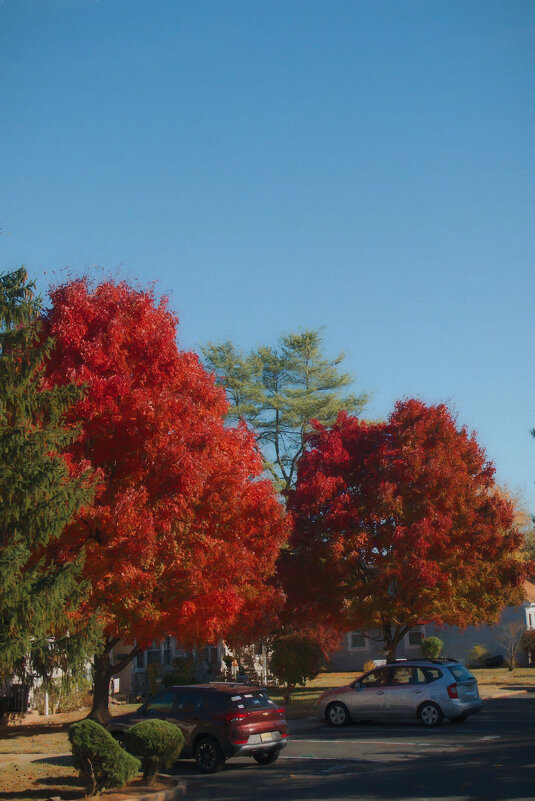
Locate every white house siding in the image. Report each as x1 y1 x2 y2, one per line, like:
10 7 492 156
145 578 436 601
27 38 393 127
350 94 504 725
329 582 535 673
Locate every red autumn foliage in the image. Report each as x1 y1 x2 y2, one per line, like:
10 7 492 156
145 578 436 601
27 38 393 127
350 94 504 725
284 399 527 659
42 278 288 718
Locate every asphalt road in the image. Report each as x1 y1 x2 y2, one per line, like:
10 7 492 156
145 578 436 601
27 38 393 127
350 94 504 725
168 695 535 801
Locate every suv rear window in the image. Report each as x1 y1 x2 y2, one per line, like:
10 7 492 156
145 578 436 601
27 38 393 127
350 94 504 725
448 665 475 682
225 691 276 710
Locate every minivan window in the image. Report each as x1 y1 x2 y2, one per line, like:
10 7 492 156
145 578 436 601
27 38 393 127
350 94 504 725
423 667 442 683
391 666 413 685
360 669 389 688
448 665 474 682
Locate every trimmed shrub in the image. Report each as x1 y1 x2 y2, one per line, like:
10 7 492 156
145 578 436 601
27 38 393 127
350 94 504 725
269 633 324 703
124 719 184 783
162 656 196 687
468 644 490 666
421 636 443 659
69 718 140 796
521 630 535 663
34 677 92 715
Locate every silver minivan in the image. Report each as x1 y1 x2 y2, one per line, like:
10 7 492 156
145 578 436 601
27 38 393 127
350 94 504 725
316 659 482 727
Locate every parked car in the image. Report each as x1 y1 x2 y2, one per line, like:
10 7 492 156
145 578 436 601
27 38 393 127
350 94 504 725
107 683 288 773
316 659 482 727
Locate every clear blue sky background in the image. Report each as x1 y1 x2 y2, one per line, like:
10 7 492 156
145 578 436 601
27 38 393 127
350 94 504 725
2 0 534 511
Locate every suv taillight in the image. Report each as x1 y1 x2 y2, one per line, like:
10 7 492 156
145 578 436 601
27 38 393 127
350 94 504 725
276 707 285 716
447 683 458 699
224 711 249 723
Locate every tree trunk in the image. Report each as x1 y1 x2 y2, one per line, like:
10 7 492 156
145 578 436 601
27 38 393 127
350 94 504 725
283 685 293 705
382 624 409 663
89 639 142 724
89 648 114 724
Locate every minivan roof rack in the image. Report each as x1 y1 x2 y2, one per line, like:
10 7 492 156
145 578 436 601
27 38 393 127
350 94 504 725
386 657 460 665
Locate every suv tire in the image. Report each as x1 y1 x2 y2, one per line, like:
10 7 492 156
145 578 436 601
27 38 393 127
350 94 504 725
326 701 350 727
194 736 225 773
253 748 281 765
418 701 443 727
111 732 126 750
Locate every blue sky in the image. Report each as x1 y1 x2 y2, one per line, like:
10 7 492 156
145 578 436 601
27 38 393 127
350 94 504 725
2 0 534 511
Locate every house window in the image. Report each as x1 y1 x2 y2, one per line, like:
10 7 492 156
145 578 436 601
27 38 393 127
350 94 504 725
147 640 163 665
349 632 367 650
135 652 146 670
408 628 424 647
163 637 172 665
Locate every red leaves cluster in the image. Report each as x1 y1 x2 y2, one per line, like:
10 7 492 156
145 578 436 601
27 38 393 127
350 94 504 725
285 399 527 638
43 279 288 648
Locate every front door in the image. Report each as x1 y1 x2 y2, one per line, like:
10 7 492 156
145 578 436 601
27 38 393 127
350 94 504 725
350 668 391 717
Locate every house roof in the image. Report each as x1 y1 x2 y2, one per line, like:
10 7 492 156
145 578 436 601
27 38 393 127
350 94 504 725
524 580 535 603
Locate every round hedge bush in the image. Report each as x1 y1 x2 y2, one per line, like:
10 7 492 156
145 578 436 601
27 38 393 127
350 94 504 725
69 718 140 796
124 719 185 782
421 636 443 659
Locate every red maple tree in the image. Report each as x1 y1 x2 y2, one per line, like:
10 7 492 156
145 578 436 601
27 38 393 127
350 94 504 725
43 278 288 721
284 399 527 660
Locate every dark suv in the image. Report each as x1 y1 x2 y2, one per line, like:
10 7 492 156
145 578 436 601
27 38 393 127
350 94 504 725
107 683 288 773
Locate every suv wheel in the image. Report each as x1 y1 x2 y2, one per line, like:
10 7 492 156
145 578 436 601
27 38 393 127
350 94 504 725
418 701 443 727
194 736 225 773
326 702 350 727
253 748 281 765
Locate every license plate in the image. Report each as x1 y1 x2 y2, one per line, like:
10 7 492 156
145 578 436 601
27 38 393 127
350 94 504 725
260 732 273 742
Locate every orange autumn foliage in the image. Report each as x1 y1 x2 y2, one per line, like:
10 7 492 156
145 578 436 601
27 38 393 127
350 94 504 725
43 278 288 650
284 399 527 658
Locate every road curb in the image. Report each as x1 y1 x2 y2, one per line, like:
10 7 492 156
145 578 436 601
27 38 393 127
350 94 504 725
102 779 187 801
126 780 186 801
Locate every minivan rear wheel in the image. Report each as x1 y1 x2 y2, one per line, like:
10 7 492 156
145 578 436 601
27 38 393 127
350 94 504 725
326 702 350 727
418 701 443 727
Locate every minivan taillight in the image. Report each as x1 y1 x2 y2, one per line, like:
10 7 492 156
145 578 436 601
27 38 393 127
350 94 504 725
447 683 458 699
224 711 249 723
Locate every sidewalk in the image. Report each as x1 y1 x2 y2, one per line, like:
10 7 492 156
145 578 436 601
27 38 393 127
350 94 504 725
478 684 531 699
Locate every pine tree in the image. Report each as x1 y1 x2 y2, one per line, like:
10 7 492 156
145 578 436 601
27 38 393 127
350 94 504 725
0 268 96 680
202 329 368 493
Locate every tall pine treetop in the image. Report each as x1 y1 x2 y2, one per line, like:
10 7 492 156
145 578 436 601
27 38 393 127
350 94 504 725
202 329 368 492
0 268 96 679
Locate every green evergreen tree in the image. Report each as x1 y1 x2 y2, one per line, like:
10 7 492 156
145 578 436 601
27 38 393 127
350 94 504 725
0 268 96 681
202 329 368 493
